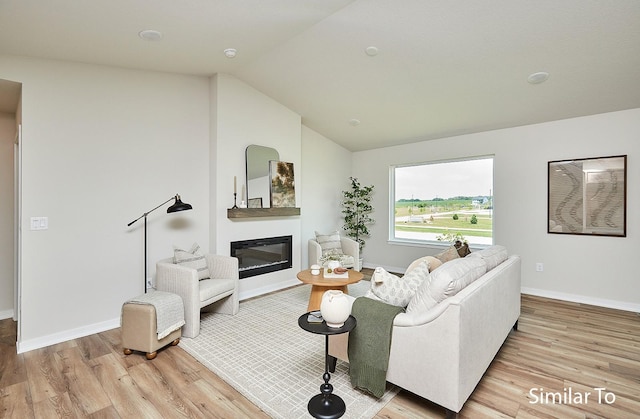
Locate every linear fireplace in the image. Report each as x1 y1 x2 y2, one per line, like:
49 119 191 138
230 235 293 279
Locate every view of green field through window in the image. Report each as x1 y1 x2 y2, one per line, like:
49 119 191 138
392 157 494 246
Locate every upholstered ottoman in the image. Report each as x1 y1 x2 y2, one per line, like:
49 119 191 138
121 291 185 360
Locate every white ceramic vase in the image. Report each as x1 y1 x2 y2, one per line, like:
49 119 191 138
326 260 341 272
320 290 350 328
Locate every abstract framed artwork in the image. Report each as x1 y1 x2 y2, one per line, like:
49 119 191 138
548 155 626 237
269 161 296 207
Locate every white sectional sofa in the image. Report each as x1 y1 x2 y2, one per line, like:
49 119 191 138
329 248 522 417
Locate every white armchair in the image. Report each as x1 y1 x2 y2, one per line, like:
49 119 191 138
156 254 239 338
309 235 360 271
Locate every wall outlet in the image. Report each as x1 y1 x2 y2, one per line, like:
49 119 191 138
146 277 153 289
535 262 544 272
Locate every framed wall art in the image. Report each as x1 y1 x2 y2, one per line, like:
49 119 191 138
548 155 626 237
269 161 296 207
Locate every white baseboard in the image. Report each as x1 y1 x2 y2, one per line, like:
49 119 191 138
239 278 301 301
521 287 640 313
17 318 120 354
0 309 14 320
15 278 298 354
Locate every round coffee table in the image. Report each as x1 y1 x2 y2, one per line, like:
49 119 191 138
297 269 364 311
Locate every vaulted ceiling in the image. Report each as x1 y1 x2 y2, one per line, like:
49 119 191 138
1 0 639 151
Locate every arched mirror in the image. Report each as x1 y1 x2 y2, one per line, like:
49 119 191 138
246 145 279 208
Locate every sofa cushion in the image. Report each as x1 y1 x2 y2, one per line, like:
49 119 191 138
315 230 344 256
434 245 460 263
174 242 210 280
467 245 508 270
406 255 442 273
367 261 430 307
199 278 235 301
407 257 487 313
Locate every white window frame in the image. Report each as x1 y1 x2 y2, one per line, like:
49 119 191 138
389 156 494 249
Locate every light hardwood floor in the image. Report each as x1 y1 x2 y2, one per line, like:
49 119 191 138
1 294 639 418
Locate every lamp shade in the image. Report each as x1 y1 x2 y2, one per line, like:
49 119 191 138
167 194 192 213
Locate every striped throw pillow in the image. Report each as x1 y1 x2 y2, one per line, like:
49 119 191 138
174 242 210 280
315 231 344 257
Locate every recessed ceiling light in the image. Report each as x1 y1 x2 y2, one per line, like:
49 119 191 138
365 46 379 57
349 119 361 126
224 48 237 58
527 71 549 84
138 29 163 41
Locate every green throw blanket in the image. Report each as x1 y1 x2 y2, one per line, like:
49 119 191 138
348 297 404 398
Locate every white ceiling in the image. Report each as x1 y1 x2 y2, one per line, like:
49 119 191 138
1 0 639 151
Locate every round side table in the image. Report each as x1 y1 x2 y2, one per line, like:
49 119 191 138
297 269 364 311
298 313 356 419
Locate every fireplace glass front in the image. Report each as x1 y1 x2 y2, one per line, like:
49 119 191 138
230 235 292 279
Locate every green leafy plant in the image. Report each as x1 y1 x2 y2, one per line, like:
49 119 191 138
319 249 346 264
342 177 374 253
452 213 459 220
436 230 466 244
470 214 478 224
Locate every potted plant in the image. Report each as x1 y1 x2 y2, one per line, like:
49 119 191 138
342 177 374 269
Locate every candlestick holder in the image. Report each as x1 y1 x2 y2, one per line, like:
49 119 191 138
231 192 238 209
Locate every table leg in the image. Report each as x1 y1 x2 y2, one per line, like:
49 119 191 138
307 285 350 312
307 335 346 419
308 286 323 311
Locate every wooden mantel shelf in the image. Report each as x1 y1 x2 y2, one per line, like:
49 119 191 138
227 207 301 219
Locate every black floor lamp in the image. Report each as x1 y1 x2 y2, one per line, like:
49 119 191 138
127 194 193 293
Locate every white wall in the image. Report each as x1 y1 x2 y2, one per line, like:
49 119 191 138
0 55 211 352
353 109 640 311
0 112 16 319
211 74 303 299
300 125 353 269
3 52 635 352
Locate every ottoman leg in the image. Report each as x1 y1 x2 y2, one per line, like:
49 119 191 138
146 351 158 360
123 348 132 355
171 338 180 346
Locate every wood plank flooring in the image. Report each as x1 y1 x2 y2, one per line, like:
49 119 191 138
1 294 638 418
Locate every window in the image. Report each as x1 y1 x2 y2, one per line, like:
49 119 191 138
391 156 494 247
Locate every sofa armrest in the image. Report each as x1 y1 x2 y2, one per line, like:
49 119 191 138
156 262 201 324
206 254 239 281
156 262 199 292
340 237 360 271
308 239 322 268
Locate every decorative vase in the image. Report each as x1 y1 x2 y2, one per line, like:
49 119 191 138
326 260 341 272
320 290 350 328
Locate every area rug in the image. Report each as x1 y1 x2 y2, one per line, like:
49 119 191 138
180 280 398 419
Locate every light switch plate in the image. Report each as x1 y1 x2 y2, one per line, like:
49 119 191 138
30 217 48 230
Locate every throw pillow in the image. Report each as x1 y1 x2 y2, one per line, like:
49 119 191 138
434 246 460 263
466 245 508 270
174 242 210 280
315 230 344 256
454 240 472 257
405 255 443 274
407 257 487 313
369 261 430 307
